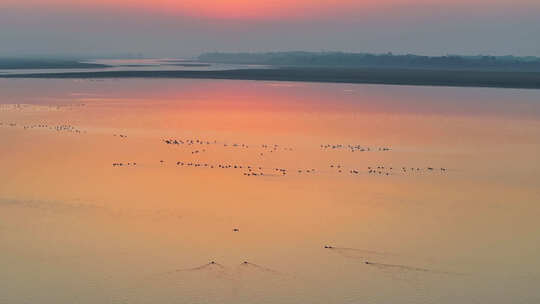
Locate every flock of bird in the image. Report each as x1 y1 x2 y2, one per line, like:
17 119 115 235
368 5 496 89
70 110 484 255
164 138 393 154
0 103 86 112
163 138 294 155
113 160 291 177
160 138 437 180
163 138 216 146
2 119 450 179
112 162 137 167
332 165 448 176
0 121 85 134
112 158 449 179
321 144 391 152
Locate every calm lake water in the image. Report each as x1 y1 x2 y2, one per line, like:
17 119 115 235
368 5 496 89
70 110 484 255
1 78 540 304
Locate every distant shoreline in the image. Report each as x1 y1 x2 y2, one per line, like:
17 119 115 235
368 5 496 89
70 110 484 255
1 67 540 89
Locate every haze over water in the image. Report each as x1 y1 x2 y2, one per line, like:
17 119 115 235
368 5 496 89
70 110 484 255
1 78 540 303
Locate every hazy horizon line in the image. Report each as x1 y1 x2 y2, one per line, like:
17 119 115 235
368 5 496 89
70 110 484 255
1 50 539 61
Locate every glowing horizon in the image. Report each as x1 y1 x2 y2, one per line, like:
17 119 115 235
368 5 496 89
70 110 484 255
3 0 540 20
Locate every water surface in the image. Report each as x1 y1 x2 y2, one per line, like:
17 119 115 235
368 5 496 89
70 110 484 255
1 79 539 304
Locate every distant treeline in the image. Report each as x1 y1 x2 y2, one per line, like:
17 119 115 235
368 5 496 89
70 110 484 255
199 52 540 71
0 58 109 69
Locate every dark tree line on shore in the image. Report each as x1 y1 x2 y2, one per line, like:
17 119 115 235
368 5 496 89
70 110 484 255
199 51 540 71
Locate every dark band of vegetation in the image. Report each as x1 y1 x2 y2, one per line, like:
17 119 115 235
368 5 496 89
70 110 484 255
2 68 540 89
199 52 540 72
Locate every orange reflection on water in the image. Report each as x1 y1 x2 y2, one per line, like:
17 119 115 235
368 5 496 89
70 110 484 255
1 79 540 304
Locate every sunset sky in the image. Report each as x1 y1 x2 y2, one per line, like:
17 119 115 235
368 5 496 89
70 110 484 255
1 0 539 57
